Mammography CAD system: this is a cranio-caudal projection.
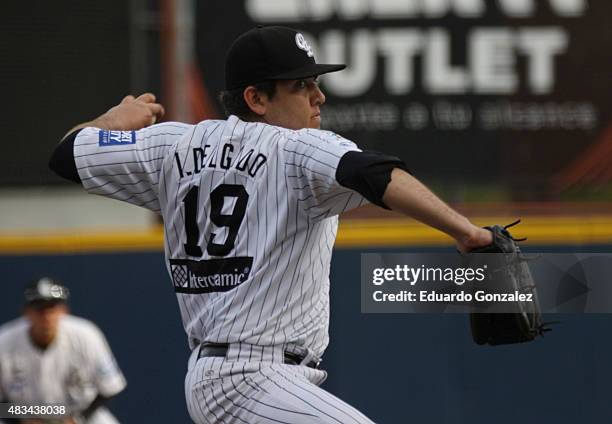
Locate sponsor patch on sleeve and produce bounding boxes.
[98,130,136,146]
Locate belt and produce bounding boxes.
[198,343,321,369]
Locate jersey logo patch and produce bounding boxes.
[170,257,253,294]
[98,130,136,146]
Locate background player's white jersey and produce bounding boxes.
[0,315,126,424]
[73,116,367,357]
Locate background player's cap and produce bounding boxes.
[225,26,346,90]
[24,277,70,305]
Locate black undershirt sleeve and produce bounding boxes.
[48,129,82,184]
[81,394,115,419]
[336,150,410,210]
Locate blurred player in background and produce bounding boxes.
[0,278,126,424]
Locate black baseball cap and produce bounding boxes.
[24,277,70,306]
[225,26,346,90]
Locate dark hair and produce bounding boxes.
[218,81,277,120]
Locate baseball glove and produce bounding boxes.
[468,220,551,346]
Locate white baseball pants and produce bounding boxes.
[185,344,376,424]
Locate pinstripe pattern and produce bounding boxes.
[74,122,192,213]
[185,346,375,424]
[149,116,367,356]
[73,115,373,423]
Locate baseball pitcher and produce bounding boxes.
[49,26,493,423]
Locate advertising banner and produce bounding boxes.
[196,0,611,200]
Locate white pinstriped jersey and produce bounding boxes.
[0,315,126,424]
[73,115,367,357]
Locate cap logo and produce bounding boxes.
[295,33,314,58]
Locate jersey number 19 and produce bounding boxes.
[182,184,249,257]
